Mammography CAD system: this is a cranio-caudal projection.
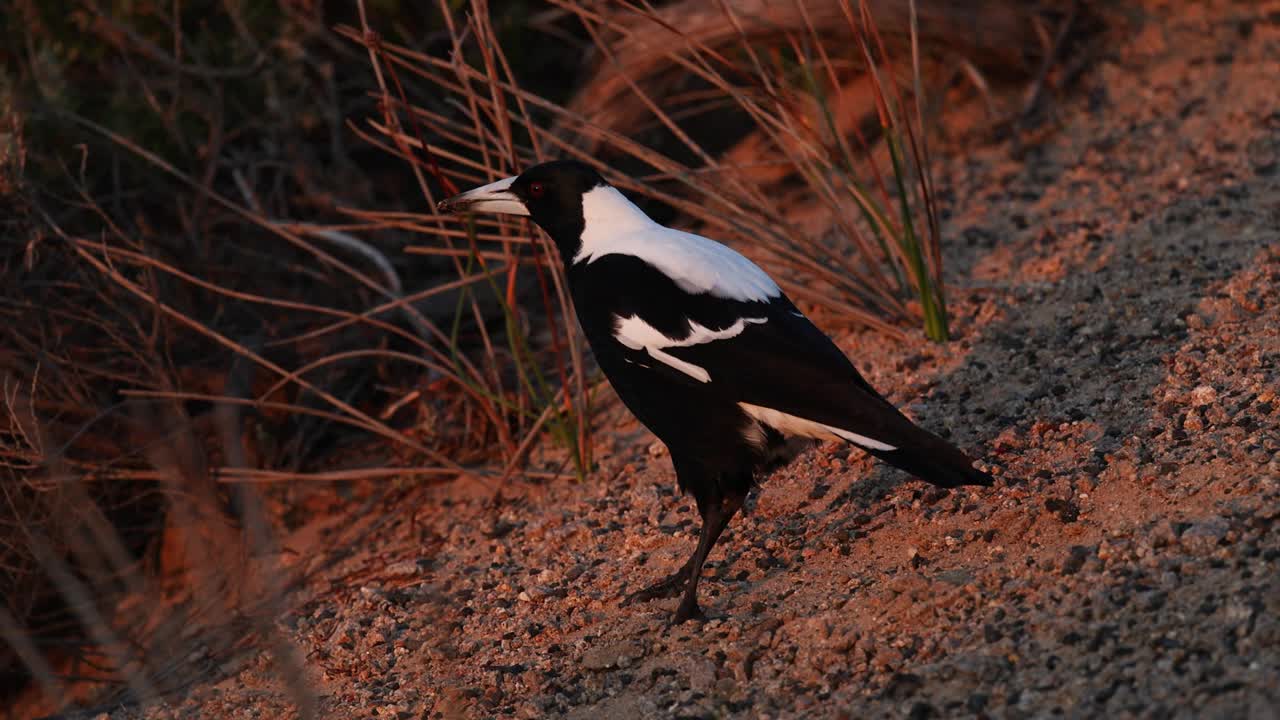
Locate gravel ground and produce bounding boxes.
[87,1,1279,718]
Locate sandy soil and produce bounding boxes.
[93,1,1278,718]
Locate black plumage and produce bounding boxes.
[440,160,993,622]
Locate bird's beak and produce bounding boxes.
[437,176,529,216]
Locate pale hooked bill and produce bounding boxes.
[439,175,529,216]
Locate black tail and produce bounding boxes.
[867,426,993,488]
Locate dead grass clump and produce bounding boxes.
[358,0,1101,343]
[558,0,1102,339]
[0,1,496,713]
[564,0,1069,149]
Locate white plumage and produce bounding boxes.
[737,402,897,451]
[574,186,781,303]
[613,314,767,383]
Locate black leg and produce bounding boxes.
[621,452,705,607]
[672,492,744,624]
[621,554,695,606]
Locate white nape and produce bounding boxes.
[572,185,781,303]
[738,402,897,452]
[613,314,768,383]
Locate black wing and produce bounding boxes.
[570,253,902,445]
[667,296,922,444]
[569,254,990,486]
[672,302,991,486]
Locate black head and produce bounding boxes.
[438,160,607,259]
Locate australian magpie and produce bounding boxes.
[439,160,993,623]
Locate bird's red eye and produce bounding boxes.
[529,182,545,198]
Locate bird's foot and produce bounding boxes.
[621,567,690,606]
[670,597,705,625]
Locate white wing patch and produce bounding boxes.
[573,185,781,303]
[738,402,897,452]
[613,314,767,383]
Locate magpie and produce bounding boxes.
[439,160,993,623]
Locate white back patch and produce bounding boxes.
[613,314,767,383]
[738,402,897,451]
[573,185,781,303]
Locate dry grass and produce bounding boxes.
[558,0,1093,340]
[1,2,506,715]
[363,0,1093,339]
